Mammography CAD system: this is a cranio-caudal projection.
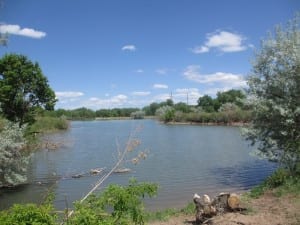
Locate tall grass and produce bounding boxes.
[28,116,69,134]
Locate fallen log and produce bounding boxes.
[193,192,241,224]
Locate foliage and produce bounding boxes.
[155,105,175,123]
[0,200,57,225]
[0,54,56,125]
[216,89,246,108]
[243,14,300,173]
[197,90,246,113]
[0,120,29,187]
[130,110,145,119]
[68,179,158,225]
[246,168,300,199]
[265,168,289,188]
[27,116,69,134]
[197,95,216,112]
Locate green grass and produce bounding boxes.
[145,202,195,222]
[245,168,300,199]
[27,116,69,134]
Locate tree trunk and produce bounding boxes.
[194,192,240,224]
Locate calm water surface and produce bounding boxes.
[0,120,276,210]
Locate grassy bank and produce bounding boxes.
[146,168,300,224]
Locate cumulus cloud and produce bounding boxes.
[174,88,202,105]
[191,30,247,54]
[183,65,247,87]
[131,91,151,96]
[121,44,136,51]
[0,24,46,39]
[153,84,168,89]
[83,94,128,109]
[55,91,84,98]
[152,93,172,102]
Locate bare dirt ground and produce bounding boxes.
[149,191,300,225]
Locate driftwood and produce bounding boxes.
[193,192,242,224]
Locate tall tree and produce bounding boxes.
[197,95,215,112]
[244,14,300,173]
[0,54,56,125]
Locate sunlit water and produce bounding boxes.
[0,120,276,211]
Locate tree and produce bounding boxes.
[0,54,56,125]
[244,14,300,173]
[197,95,215,112]
[216,89,245,109]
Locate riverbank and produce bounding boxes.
[165,121,248,127]
[148,190,300,225]
[147,174,300,225]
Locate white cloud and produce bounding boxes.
[174,88,202,105]
[55,91,84,98]
[131,91,151,96]
[135,69,144,73]
[121,44,136,51]
[183,65,247,87]
[152,93,171,102]
[85,94,128,108]
[0,24,46,39]
[192,30,247,54]
[155,68,168,75]
[191,46,209,54]
[153,84,168,89]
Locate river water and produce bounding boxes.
[0,119,276,211]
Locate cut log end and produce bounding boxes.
[227,193,240,210]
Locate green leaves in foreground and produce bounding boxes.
[68,178,158,225]
[0,203,57,225]
[0,179,157,225]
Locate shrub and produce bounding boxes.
[265,168,290,188]
[0,120,29,187]
[0,203,57,225]
[68,179,158,225]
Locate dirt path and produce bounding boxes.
[149,191,300,225]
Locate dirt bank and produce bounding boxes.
[149,190,300,225]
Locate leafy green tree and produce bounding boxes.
[0,54,56,125]
[143,102,160,116]
[197,95,215,112]
[244,14,300,174]
[216,89,245,109]
[174,102,191,113]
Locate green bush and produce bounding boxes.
[0,203,57,225]
[265,168,290,188]
[0,120,29,187]
[68,179,158,225]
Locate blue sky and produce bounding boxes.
[0,0,299,109]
